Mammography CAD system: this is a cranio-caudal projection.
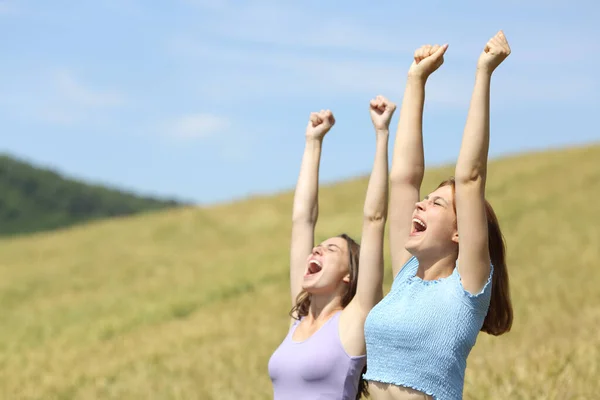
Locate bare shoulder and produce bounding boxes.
[337,302,369,357]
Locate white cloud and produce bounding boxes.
[169,38,481,108]
[171,42,596,111]
[30,70,127,126]
[54,70,124,108]
[168,113,231,139]
[159,112,249,161]
[172,0,598,110]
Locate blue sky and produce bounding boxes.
[1,0,598,205]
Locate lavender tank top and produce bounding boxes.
[267,311,366,400]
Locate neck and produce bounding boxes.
[306,291,344,321]
[415,251,457,281]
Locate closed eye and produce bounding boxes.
[432,196,448,207]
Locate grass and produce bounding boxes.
[1,144,599,399]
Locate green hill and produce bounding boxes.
[0,144,598,399]
[0,153,184,237]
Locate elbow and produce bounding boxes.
[292,208,318,225]
[390,167,425,187]
[454,167,486,186]
[363,210,387,224]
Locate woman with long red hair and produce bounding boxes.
[364,31,514,400]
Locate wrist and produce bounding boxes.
[375,128,390,137]
[305,136,324,146]
[406,73,427,86]
[475,66,493,79]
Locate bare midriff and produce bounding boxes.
[368,381,433,400]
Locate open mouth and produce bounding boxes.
[305,259,323,276]
[412,217,427,235]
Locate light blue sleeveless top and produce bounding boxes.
[268,311,367,400]
[363,256,493,400]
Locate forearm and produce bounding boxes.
[364,131,390,221]
[351,129,389,313]
[292,138,322,224]
[455,70,492,183]
[390,76,426,185]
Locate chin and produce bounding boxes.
[302,281,334,296]
[301,282,322,293]
[406,239,435,262]
[404,236,422,254]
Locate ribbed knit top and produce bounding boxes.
[363,256,493,400]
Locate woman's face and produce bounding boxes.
[302,237,350,294]
[405,185,459,257]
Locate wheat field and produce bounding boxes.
[1,144,599,399]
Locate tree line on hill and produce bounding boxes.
[0,153,186,237]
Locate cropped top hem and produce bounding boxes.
[365,377,436,398]
[364,255,494,400]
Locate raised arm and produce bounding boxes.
[350,96,396,313]
[455,31,510,294]
[340,96,395,356]
[289,110,335,308]
[389,44,448,278]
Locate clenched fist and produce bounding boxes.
[408,44,448,80]
[306,109,335,140]
[477,30,511,74]
[369,95,396,132]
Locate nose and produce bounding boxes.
[415,200,426,211]
[312,246,323,255]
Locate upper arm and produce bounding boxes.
[340,216,386,356]
[289,220,314,309]
[340,218,385,355]
[389,181,419,278]
[455,177,491,294]
[349,216,386,312]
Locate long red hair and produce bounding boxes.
[438,178,513,335]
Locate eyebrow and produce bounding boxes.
[424,195,449,205]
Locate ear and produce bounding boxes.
[451,229,459,244]
[342,273,351,283]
